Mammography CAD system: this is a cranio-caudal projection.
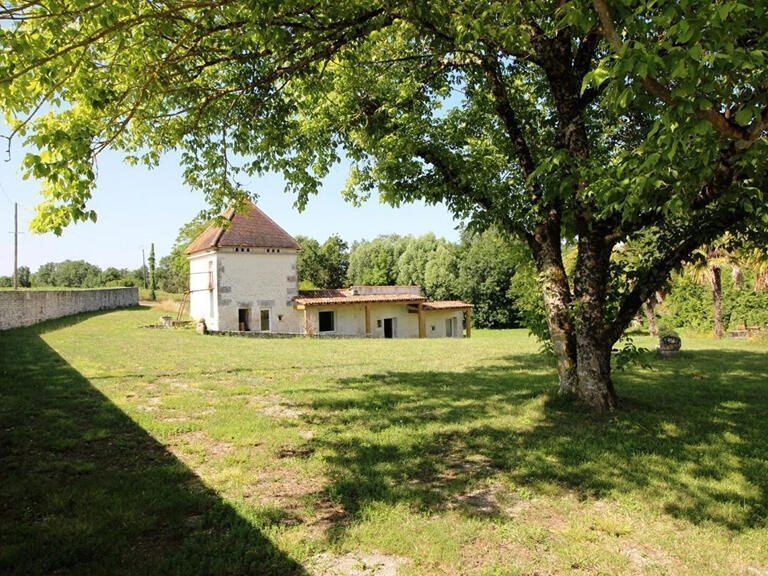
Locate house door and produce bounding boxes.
[238,308,250,331]
[445,317,457,337]
[384,318,394,339]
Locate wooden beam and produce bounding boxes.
[418,303,426,339]
[303,308,309,336]
[364,305,371,335]
[465,308,471,338]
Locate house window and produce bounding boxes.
[318,310,335,332]
[260,309,271,332]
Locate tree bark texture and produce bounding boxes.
[529,220,578,399]
[573,232,619,411]
[710,266,723,339]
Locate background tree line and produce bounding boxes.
[5,218,766,335]
[296,230,523,328]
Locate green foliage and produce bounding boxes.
[164,215,210,293]
[0,266,33,288]
[456,229,524,329]
[423,242,459,301]
[347,235,409,286]
[25,260,141,289]
[4,0,762,240]
[508,258,550,342]
[655,316,680,340]
[664,275,713,332]
[395,234,440,288]
[613,336,648,372]
[30,260,102,288]
[729,289,768,328]
[665,269,768,332]
[296,234,350,289]
[17,265,31,287]
[295,236,323,287]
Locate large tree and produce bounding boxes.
[2,1,767,410]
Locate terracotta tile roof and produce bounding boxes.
[294,289,470,308]
[297,289,347,299]
[295,290,426,307]
[422,300,473,310]
[186,200,301,254]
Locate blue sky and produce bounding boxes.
[0,148,463,276]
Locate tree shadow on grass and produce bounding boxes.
[297,349,767,535]
[0,321,307,575]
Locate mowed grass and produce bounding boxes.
[0,306,766,575]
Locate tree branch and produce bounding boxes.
[591,0,754,144]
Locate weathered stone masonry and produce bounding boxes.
[0,287,138,330]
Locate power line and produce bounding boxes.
[0,180,13,205]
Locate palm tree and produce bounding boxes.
[643,291,664,337]
[687,235,741,339]
[745,247,768,292]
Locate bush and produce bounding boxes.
[656,318,680,339]
[728,288,768,329]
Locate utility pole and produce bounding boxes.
[13,202,18,290]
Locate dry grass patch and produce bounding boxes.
[309,551,409,576]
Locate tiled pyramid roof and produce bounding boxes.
[186,201,301,254]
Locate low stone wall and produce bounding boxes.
[0,287,139,330]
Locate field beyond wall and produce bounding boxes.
[0,306,766,575]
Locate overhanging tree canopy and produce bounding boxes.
[2,0,767,410]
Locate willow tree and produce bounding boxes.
[2,1,767,410]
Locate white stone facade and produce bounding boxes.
[188,248,301,333]
[300,304,464,338]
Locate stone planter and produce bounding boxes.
[657,335,681,357]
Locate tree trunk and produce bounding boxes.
[575,334,618,411]
[529,222,578,398]
[710,266,723,338]
[644,300,658,337]
[543,281,578,398]
[569,228,619,411]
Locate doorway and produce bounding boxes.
[445,317,457,337]
[238,308,250,331]
[384,317,395,339]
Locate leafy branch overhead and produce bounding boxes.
[2,0,767,410]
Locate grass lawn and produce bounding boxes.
[1,306,766,575]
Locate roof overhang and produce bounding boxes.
[294,297,426,309]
